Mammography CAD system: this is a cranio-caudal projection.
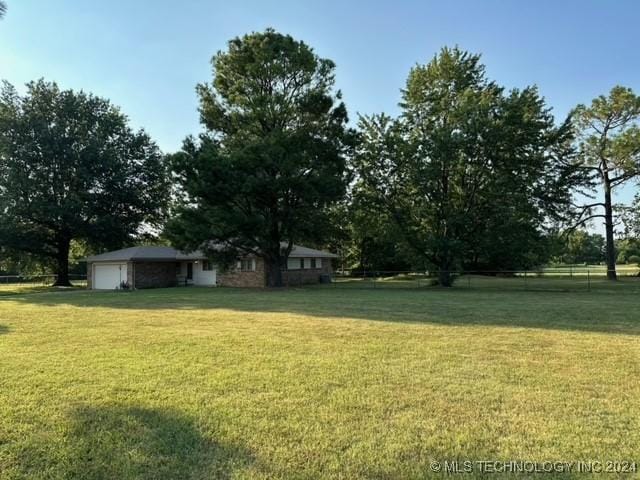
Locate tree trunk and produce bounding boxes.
[53,237,72,287]
[438,269,454,287]
[265,257,284,287]
[603,180,617,281]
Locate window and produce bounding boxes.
[202,260,213,271]
[238,258,255,272]
[300,258,305,270]
[310,258,317,269]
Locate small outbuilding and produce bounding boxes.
[86,245,337,290]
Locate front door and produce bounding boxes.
[187,262,193,280]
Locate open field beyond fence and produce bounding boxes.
[328,265,640,292]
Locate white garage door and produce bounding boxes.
[94,263,127,290]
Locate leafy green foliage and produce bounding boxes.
[616,237,640,264]
[550,230,606,265]
[354,48,578,284]
[620,193,640,239]
[0,80,169,285]
[167,30,353,286]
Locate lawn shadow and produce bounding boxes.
[0,324,9,335]
[3,284,640,336]
[15,405,253,479]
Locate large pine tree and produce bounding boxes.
[167,30,353,287]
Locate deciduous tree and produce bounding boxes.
[354,48,579,285]
[0,80,169,285]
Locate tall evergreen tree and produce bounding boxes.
[0,80,169,285]
[167,30,353,287]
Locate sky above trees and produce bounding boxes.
[1,0,638,207]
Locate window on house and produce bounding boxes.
[239,258,255,272]
[202,260,213,271]
[299,258,305,270]
[310,258,317,269]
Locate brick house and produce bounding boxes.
[86,245,337,289]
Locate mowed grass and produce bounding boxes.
[0,284,639,479]
[0,282,87,297]
[332,273,640,293]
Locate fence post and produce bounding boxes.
[587,269,591,292]
[524,270,527,290]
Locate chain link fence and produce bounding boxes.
[325,267,640,292]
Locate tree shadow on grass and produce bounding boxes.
[16,405,253,480]
[0,324,9,335]
[3,285,640,336]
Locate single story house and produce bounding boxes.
[86,245,337,289]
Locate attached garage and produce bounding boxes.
[93,263,127,290]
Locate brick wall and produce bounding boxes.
[217,257,266,287]
[127,261,134,287]
[133,262,178,289]
[282,258,333,286]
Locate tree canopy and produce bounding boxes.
[0,80,169,285]
[166,29,353,286]
[353,47,579,284]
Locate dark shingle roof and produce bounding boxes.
[86,246,207,262]
[287,244,339,258]
[87,244,338,262]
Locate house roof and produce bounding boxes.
[287,244,339,258]
[86,246,207,263]
[86,244,338,262]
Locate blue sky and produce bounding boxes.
[1,0,639,206]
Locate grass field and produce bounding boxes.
[332,272,640,293]
[1,284,639,479]
[0,280,87,297]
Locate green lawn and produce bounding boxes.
[1,285,639,479]
[0,280,87,297]
[332,273,640,293]
[541,264,640,277]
